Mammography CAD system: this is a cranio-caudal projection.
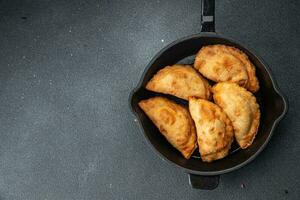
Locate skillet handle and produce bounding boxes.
[201,0,215,32]
[189,174,219,190]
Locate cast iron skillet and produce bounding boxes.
[129,0,287,190]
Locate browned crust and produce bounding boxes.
[146,64,211,100]
[221,45,259,93]
[194,45,248,87]
[138,97,197,159]
[212,82,260,149]
[188,97,234,162]
[201,145,231,162]
[194,45,259,92]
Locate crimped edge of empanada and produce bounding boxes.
[238,97,260,149]
[138,97,197,159]
[194,45,249,88]
[146,64,211,100]
[201,144,232,162]
[212,82,260,149]
[189,97,234,162]
[195,45,259,92]
[218,45,260,93]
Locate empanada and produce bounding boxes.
[223,46,259,92]
[194,45,259,92]
[189,97,234,162]
[212,82,260,149]
[146,65,211,100]
[139,97,197,159]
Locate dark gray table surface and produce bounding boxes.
[0,0,299,199]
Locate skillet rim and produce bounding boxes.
[128,32,288,175]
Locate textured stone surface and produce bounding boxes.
[0,0,299,199]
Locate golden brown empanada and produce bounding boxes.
[194,45,259,92]
[194,45,248,87]
[138,97,197,159]
[222,46,259,92]
[146,65,211,100]
[212,82,260,149]
[189,97,234,162]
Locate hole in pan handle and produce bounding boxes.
[201,0,215,32]
[189,174,220,190]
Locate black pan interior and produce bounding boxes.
[130,34,286,174]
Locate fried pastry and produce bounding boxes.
[138,97,197,159]
[212,82,260,149]
[222,46,259,92]
[146,65,211,100]
[189,97,234,162]
[194,45,259,92]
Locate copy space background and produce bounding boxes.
[0,0,299,199]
